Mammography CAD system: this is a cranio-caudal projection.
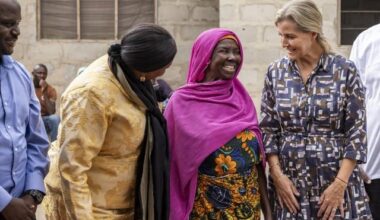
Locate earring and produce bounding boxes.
[139,75,146,82]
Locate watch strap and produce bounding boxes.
[24,190,44,204]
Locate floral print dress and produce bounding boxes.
[190,130,262,220]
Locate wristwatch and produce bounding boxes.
[24,190,44,204]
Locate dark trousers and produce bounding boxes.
[365,178,380,220]
[0,214,5,220]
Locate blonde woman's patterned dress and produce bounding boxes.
[260,53,372,219]
[190,130,262,220]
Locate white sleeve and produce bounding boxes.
[349,36,365,82]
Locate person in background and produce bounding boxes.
[153,78,173,112]
[0,0,49,219]
[260,0,372,219]
[153,79,172,102]
[32,63,60,141]
[165,28,272,220]
[350,23,380,220]
[43,23,176,220]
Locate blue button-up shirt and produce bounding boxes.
[0,55,49,211]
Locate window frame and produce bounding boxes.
[338,0,380,45]
[36,0,157,41]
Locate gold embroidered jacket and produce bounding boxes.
[44,55,146,219]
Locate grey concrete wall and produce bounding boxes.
[219,0,352,107]
[13,0,219,100]
[14,0,111,98]
[157,0,219,88]
[13,0,353,109]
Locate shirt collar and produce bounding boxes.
[0,55,15,69]
[286,53,333,73]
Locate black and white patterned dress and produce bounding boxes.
[260,53,372,219]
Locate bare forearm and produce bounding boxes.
[336,158,356,183]
[267,154,283,179]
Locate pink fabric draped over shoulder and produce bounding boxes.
[164,28,265,219]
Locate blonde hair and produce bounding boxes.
[275,0,331,53]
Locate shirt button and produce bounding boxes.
[7,125,11,129]
[12,171,16,175]
[4,102,7,106]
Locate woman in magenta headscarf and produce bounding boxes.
[164,28,272,219]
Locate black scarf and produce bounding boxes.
[108,44,169,220]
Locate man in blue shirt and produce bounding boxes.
[0,0,49,219]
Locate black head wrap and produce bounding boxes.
[108,43,122,58]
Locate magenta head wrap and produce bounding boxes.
[164,28,264,219]
[186,30,242,83]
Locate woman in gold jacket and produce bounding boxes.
[43,23,176,220]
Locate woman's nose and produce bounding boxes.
[281,37,289,48]
[227,51,238,60]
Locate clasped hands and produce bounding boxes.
[1,195,37,220]
[272,171,346,220]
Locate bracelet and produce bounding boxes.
[335,176,348,185]
[270,170,285,180]
[269,162,281,170]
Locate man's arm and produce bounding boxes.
[349,34,365,79]
[24,84,50,194]
[0,187,12,211]
[41,84,57,115]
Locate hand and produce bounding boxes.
[272,172,300,213]
[1,198,36,220]
[317,179,346,220]
[262,208,273,220]
[358,166,371,184]
[39,79,47,90]
[21,195,37,213]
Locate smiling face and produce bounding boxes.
[203,39,241,82]
[276,19,317,62]
[0,0,21,56]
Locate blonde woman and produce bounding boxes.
[260,0,372,219]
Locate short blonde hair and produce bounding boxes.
[275,0,331,53]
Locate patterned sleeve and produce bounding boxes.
[259,64,282,155]
[343,62,367,163]
[58,86,109,219]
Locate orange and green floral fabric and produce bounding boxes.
[190,130,262,220]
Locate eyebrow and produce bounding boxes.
[216,45,239,49]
